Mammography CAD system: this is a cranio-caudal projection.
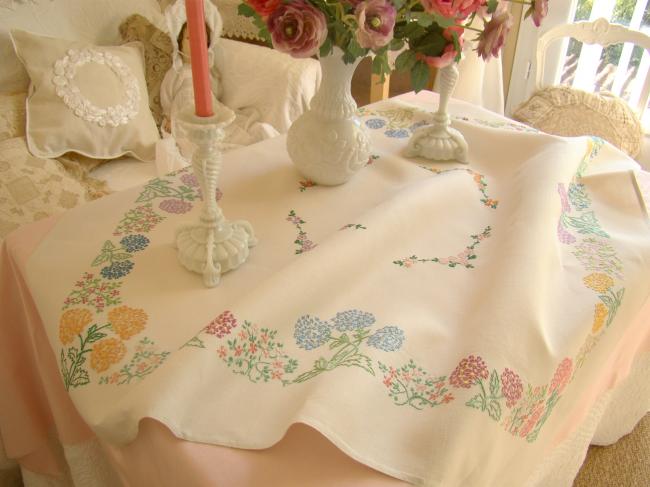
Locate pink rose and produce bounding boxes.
[267,0,328,58]
[476,7,513,61]
[532,0,548,27]
[416,25,464,69]
[421,0,486,19]
[355,0,397,50]
[246,0,281,18]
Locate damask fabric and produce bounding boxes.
[3,93,650,486]
[0,137,91,241]
[12,30,160,162]
[0,92,26,142]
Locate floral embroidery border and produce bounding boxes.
[58,167,198,390]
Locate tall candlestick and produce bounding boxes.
[185,0,214,117]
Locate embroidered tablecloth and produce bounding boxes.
[14,93,650,486]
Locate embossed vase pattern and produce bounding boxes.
[286,49,370,186]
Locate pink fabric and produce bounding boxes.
[1,168,649,485]
[103,420,409,487]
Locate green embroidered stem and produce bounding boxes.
[62,323,111,390]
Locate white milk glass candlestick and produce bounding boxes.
[175,106,256,287]
[406,63,469,163]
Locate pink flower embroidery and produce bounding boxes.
[205,310,238,338]
[218,346,227,359]
[234,345,243,357]
[450,355,489,388]
[519,405,544,438]
[501,368,523,408]
[549,358,573,395]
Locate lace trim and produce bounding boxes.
[52,48,141,128]
[216,0,263,41]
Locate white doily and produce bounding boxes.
[52,48,141,128]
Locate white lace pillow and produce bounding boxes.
[0,93,26,142]
[513,86,643,158]
[11,30,160,162]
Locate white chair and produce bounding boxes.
[514,18,650,159]
[536,17,650,118]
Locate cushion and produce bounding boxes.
[0,137,91,241]
[119,14,173,128]
[0,0,165,94]
[513,86,643,158]
[0,92,26,142]
[11,29,160,162]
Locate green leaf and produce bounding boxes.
[487,0,498,14]
[487,400,502,421]
[319,37,333,57]
[466,394,483,410]
[347,37,367,59]
[340,354,375,375]
[91,253,109,267]
[411,60,430,93]
[237,3,256,17]
[389,38,405,51]
[431,14,457,28]
[86,332,107,344]
[489,369,500,397]
[412,12,434,27]
[112,253,132,261]
[102,240,117,252]
[395,50,417,72]
[70,368,90,388]
[184,336,206,349]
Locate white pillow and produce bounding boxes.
[0,0,164,94]
[12,29,160,162]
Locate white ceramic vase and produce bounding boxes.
[286,48,370,186]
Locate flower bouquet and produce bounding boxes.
[239,0,549,179]
[240,0,549,91]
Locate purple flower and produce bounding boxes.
[267,0,328,58]
[159,199,193,214]
[180,173,199,188]
[355,0,396,50]
[476,7,513,61]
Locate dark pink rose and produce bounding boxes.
[267,0,328,58]
[532,0,548,27]
[355,0,397,50]
[416,25,464,69]
[476,8,513,61]
[421,0,486,19]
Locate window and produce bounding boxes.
[506,0,650,125]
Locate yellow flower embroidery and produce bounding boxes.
[90,338,126,372]
[59,308,93,345]
[108,306,148,340]
[583,273,614,293]
[592,303,608,334]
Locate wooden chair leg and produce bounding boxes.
[369,73,391,103]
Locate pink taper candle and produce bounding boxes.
[185,0,214,117]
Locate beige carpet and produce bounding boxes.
[574,413,650,487]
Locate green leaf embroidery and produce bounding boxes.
[489,369,500,397]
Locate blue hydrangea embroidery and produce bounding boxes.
[294,315,331,350]
[100,260,135,280]
[385,129,410,138]
[331,310,375,331]
[365,118,386,129]
[120,235,150,253]
[368,326,405,352]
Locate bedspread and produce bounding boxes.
[1,92,650,487]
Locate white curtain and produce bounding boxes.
[440,40,505,115]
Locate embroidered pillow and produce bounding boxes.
[513,86,643,158]
[0,137,92,241]
[11,30,160,162]
[0,92,27,142]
